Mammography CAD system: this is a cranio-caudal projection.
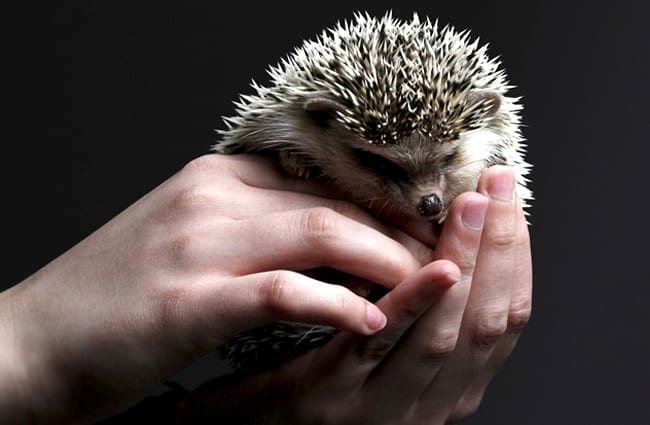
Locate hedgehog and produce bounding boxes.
[213,12,531,372]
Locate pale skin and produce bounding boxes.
[0,154,531,424]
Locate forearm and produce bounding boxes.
[0,277,74,425]
[0,283,39,424]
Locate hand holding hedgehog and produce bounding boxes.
[0,154,531,424]
[0,155,430,423]
[215,12,532,371]
[0,12,532,425]
[175,165,533,425]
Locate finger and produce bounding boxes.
[175,270,388,352]
[213,207,424,288]
[182,155,433,264]
[356,193,488,416]
[227,189,433,263]
[416,166,519,420]
[312,260,461,394]
[229,154,448,247]
[449,195,532,422]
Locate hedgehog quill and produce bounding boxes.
[214,12,532,371]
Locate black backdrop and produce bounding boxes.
[5,1,650,424]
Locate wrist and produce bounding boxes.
[0,284,37,424]
[0,279,68,424]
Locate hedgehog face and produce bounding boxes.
[293,98,502,225]
[346,133,490,223]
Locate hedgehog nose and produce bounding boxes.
[417,193,443,217]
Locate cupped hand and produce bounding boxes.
[0,154,432,424]
[177,166,532,425]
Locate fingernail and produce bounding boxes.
[366,304,387,331]
[487,168,515,201]
[462,196,488,230]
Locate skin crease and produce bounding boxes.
[0,154,531,424]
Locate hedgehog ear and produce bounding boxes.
[466,89,502,118]
[304,97,345,113]
[304,97,345,127]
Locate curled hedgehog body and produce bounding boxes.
[214,12,531,372]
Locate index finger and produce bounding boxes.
[211,153,435,263]
[220,207,424,288]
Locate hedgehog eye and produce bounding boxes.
[442,152,456,164]
[352,148,408,182]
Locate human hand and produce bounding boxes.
[0,154,433,424]
[176,166,532,425]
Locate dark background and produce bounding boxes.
[5,1,650,424]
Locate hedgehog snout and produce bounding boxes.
[417,193,443,217]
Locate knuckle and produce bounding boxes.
[355,338,394,363]
[507,304,532,330]
[398,299,428,324]
[160,229,201,268]
[170,183,218,213]
[449,394,483,423]
[258,271,295,315]
[421,329,458,363]
[469,310,508,349]
[299,207,341,247]
[484,223,518,249]
[181,154,221,175]
[154,284,191,327]
[453,250,478,277]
